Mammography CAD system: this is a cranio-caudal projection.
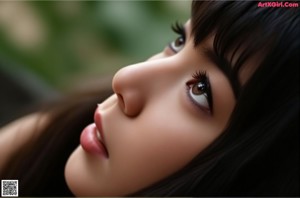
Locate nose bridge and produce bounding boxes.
[112,58,178,117]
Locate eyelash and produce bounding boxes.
[186,71,213,114]
[169,22,186,53]
[170,22,213,114]
[171,22,186,38]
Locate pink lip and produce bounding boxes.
[79,108,108,157]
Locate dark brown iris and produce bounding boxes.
[192,81,207,95]
[174,36,185,47]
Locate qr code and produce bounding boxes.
[1,180,18,197]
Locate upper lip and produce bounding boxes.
[98,94,118,111]
[94,107,108,154]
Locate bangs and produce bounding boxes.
[191,1,299,91]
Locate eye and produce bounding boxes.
[186,71,213,114]
[169,22,186,53]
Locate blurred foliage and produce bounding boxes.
[0,1,190,92]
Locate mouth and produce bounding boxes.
[94,107,109,157]
[80,95,117,157]
[80,123,109,158]
[80,106,109,158]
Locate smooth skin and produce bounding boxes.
[0,19,237,196]
[64,20,237,196]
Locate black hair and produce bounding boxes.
[1,87,113,196]
[1,1,299,196]
[134,1,299,196]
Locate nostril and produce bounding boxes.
[116,92,142,117]
[117,94,125,112]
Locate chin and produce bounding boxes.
[64,147,87,196]
[64,146,108,196]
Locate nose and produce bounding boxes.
[112,57,179,117]
[112,64,147,117]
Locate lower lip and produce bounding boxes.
[80,123,108,157]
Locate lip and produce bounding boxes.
[79,108,108,157]
[94,107,107,149]
[98,94,118,111]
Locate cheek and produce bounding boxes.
[109,105,219,192]
[65,86,225,196]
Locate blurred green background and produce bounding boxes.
[0,1,190,90]
[0,1,190,125]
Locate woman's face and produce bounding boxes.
[65,20,236,196]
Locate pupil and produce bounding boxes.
[198,82,206,91]
[192,81,206,95]
[175,37,184,46]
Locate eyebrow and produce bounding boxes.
[201,46,241,98]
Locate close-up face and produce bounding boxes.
[64,19,238,196]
